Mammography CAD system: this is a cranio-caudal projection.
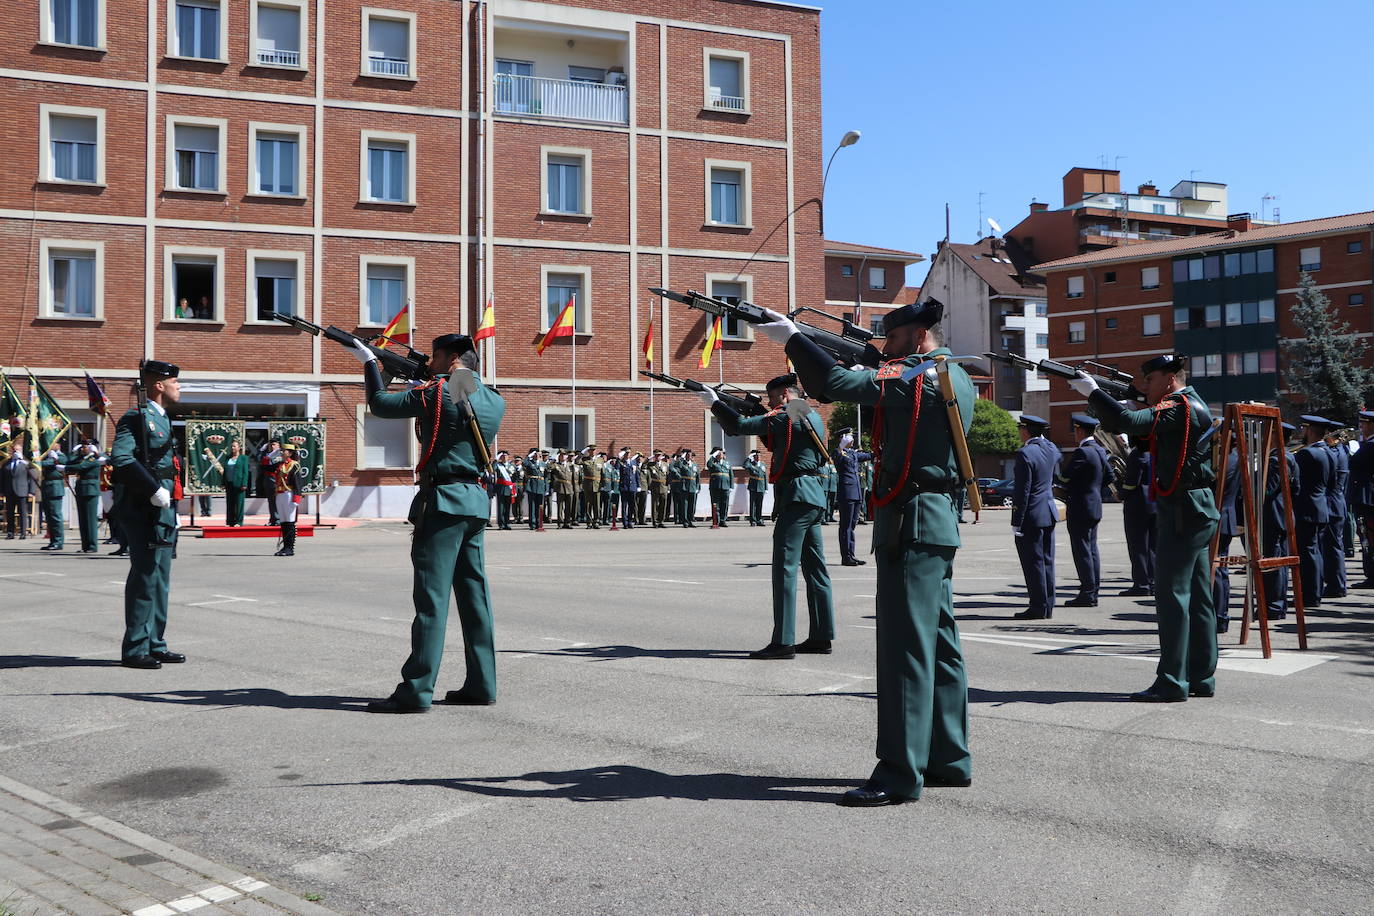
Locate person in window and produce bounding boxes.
[176,298,191,319]
[196,296,212,320]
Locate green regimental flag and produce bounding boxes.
[25,374,71,462]
[269,420,326,494]
[185,418,246,495]
[0,372,24,456]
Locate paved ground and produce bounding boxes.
[2,507,1372,915]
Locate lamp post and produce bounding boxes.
[818,130,861,236]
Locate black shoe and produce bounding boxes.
[121,655,161,669]
[838,783,910,807]
[1129,688,1186,703]
[1216,619,1230,635]
[923,774,972,788]
[748,643,795,660]
[150,650,185,663]
[1188,686,1215,698]
[794,639,832,655]
[842,558,867,566]
[110,548,127,556]
[39,544,54,551]
[1120,586,1152,597]
[1352,581,1374,589]
[1012,609,1048,620]
[366,698,430,714]
[1321,591,1347,600]
[82,547,98,553]
[437,690,495,706]
[1064,596,1097,607]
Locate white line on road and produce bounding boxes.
[627,577,704,585]
[186,595,259,607]
[0,572,65,578]
[960,632,1335,675]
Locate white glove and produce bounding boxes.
[1013,528,1023,538]
[1066,371,1099,397]
[696,387,720,407]
[849,364,866,371]
[840,433,854,448]
[757,308,799,344]
[350,339,378,365]
[150,487,172,509]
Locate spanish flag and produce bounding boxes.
[699,316,723,369]
[474,299,496,342]
[642,318,655,366]
[537,297,576,355]
[378,301,411,348]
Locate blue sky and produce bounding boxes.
[818,0,1374,289]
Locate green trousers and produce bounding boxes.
[44,497,64,547]
[769,501,833,645]
[710,488,730,524]
[225,485,246,526]
[870,543,969,798]
[120,509,177,660]
[76,493,100,550]
[392,512,495,707]
[1151,505,1219,697]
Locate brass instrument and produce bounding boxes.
[1093,429,1129,501]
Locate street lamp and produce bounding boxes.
[818,130,861,235]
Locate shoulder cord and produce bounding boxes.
[413,379,445,474]
[1149,394,1191,498]
[870,368,924,509]
[765,407,792,485]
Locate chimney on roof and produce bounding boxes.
[1138,183,1158,197]
[1227,212,1252,233]
[1029,201,1049,213]
[1063,167,1121,206]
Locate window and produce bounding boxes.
[249,123,304,197]
[706,161,749,226]
[1299,246,1321,271]
[868,266,887,290]
[1151,203,1165,214]
[1141,266,1159,290]
[1034,301,1047,317]
[1188,258,1203,281]
[1104,271,1116,284]
[1204,304,1221,328]
[542,146,590,216]
[1240,250,1256,274]
[43,0,101,48]
[1259,349,1277,373]
[1066,276,1084,299]
[360,131,415,204]
[358,409,413,469]
[42,107,103,184]
[1035,332,1049,348]
[1351,293,1367,307]
[1224,253,1240,277]
[494,58,534,113]
[1190,355,1205,377]
[704,49,748,111]
[167,117,225,193]
[40,240,103,320]
[1205,354,1221,377]
[1173,307,1189,329]
[1225,302,1242,326]
[543,268,590,333]
[1068,321,1085,343]
[840,265,853,277]
[567,65,605,83]
[1258,299,1275,322]
[542,411,591,452]
[708,275,753,341]
[171,0,224,61]
[360,257,412,327]
[1226,352,1241,376]
[1173,260,1188,283]
[165,247,223,322]
[248,251,303,322]
[1349,240,1364,255]
[1105,317,1117,330]
[252,0,303,67]
[363,8,415,79]
[1243,351,1259,374]
[1256,248,1274,272]
[1203,255,1220,280]
[1142,314,1161,337]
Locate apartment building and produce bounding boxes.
[821,239,923,336]
[2,0,824,515]
[1032,210,1374,438]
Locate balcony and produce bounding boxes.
[708,91,746,112]
[494,74,628,124]
[1080,227,1182,247]
[256,48,300,67]
[367,56,410,78]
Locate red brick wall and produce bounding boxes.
[823,255,910,305]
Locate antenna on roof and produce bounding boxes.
[1261,193,1278,222]
[987,217,1003,237]
[1114,155,1127,171]
[977,191,986,238]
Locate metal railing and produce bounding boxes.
[367,56,410,77]
[1080,227,1182,242]
[256,48,300,67]
[494,73,628,124]
[709,93,746,112]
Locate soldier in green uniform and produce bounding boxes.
[666,450,683,525]
[818,462,836,524]
[550,453,574,528]
[858,455,873,524]
[38,445,68,551]
[110,360,185,670]
[352,334,505,713]
[68,440,107,553]
[600,453,619,526]
[772,299,975,807]
[577,446,602,529]
[523,448,547,530]
[648,452,670,527]
[1068,354,1218,702]
[743,449,767,526]
[222,439,252,526]
[706,447,733,526]
[680,450,701,527]
[699,374,834,659]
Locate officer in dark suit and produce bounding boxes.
[1350,410,1374,588]
[1294,415,1334,608]
[832,427,872,566]
[1321,421,1350,598]
[1261,422,1299,620]
[1011,414,1059,620]
[1120,437,1155,595]
[2,447,39,539]
[1057,414,1114,607]
[1210,443,1240,632]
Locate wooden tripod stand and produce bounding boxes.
[1209,403,1308,658]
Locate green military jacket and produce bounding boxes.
[577,455,602,493]
[713,404,827,510]
[797,348,972,548]
[707,456,733,491]
[548,461,571,494]
[222,454,252,488]
[68,452,104,497]
[369,375,505,519]
[819,462,837,494]
[648,460,669,493]
[523,458,548,496]
[111,401,179,539]
[680,460,701,494]
[743,458,768,493]
[600,461,619,492]
[40,451,67,501]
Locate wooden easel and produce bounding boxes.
[1209,403,1308,658]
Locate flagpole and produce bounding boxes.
[647,300,655,455]
[570,295,578,451]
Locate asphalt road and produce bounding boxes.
[2,507,1372,915]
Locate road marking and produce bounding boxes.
[627,577,703,585]
[186,595,258,607]
[538,637,590,648]
[294,798,496,881]
[960,632,1336,676]
[0,571,65,578]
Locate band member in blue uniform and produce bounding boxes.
[1057,414,1114,607]
[1321,420,1350,599]
[1350,410,1374,588]
[1012,414,1059,620]
[1294,415,1334,609]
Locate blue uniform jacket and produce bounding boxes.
[1293,444,1332,524]
[1121,448,1155,515]
[1263,449,1299,537]
[833,447,872,502]
[1325,442,1349,521]
[1057,440,1113,525]
[1216,449,1240,538]
[1349,439,1374,511]
[1013,437,1059,530]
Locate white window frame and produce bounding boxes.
[706,272,754,342]
[39,0,108,50]
[1140,266,1159,290]
[539,145,592,217]
[1299,246,1322,271]
[702,47,750,114]
[245,249,305,325]
[1068,320,1086,343]
[359,129,416,205]
[1142,313,1161,337]
[247,121,307,198]
[167,0,228,63]
[165,114,228,194]
[703,158,752,228]
[1066,276,1084,298]
[360,7,418,81]
[164,245,226,324]
[38,239,105,321]
[355,403,418,470]
[249,0,307,70]
[39,104,106,186]
[538,407,595,452]
[868,266,887,290]
[540,264,592,335]
[358,254,414,329]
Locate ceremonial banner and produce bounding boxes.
[269,420,326,494]
[185,419,246,495]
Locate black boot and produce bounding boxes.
[283,522,295,557]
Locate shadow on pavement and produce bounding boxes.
[306,765,854,803]
[55,688,372,711]
[969,687,1129,704]
[0,655,121,669]
[503,645,752,661]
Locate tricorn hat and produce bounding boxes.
[1140,353,1185,375]
[141,359,180,379]
[431,333,475,356]
[882,297,944,335]
[766,372,798,391]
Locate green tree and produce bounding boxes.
[968,398,1019,457]
[1280,271,1374,423]
[826,401,871,450]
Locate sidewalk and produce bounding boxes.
[0,776,339,916]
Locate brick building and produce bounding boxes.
[1031,210,1374,438]
[821,238,923,336]
[2,0,827,515]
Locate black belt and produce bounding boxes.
[420,472,483,488]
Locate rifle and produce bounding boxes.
[640,370,767,417]
[650,288,885,369]
[984,351,1147,405]
[274,313,431,382]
